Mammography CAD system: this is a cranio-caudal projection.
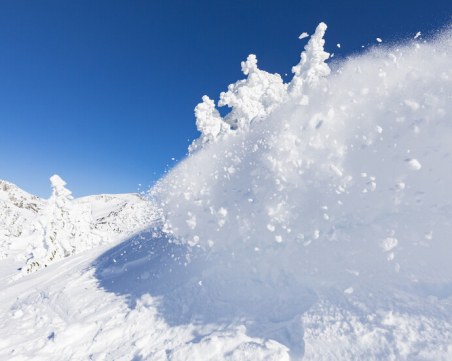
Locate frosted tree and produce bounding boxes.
[189,95,229,152]
[219,54,287,130]
[25,175,94,273]
[289,22,330,96]
[189,23,331,152]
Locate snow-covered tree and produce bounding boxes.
[289,22,330,96]
[25,175,95,273]
[219,54,287,130]
[189,95,229,152]
[189,23,331,152]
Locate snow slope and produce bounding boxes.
[0,180,44,260]
[0,176,154,271]
[1,23,452,360]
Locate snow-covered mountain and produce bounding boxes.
[0,176,156,271]
[1,23,452,360]
[0,180,45,260]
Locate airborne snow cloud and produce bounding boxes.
[155,23,452,286]
[147,23,452,357]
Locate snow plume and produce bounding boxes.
[151,24,452,355]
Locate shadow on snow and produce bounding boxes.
[93,226,317,358]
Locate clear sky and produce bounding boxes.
[0,0,450,198]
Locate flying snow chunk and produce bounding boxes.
[298,32,309,40]
[337,43,341,48]
[404,99,420,111]
[376,38,382,43]
[405,158,422,171]
[414,31,421,39]
[381,237,398,252]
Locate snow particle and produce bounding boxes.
[381,237,398,252]
[218,207,228,217]
[405,158,422,170]
[186,212,197,229]
[396,182,406,190]
[267,224,275,232]
[404,99,420,111]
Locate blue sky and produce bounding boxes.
[0,0,450,198]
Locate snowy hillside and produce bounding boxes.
[0,180,44,258]
[1,23,452,360]
[0,176,155,270]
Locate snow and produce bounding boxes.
[405,158,422,170]
[49,174,72,199]
[1,23,452,360]
[0,176,154,272]
[290,22,330,95]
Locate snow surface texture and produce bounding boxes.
[1,23,452,360]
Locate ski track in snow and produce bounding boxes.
[1,24,452,360]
